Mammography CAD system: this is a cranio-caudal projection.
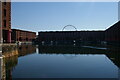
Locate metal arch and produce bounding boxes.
[62,25,77,31]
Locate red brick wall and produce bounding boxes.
[11,29,36,42]
[2,2,11,30]
[2,1,11,43]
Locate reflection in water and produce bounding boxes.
[38,45,106,54]
[4,56,18,80]
[38,45,120,68]
[38,45,120,79]
[1,44,36,80]
[2,45,18,58]
[106,46,120,80]
[1,44,120,79]
[18,45,36,57]
[106,46,120,68]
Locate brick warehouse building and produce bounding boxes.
[38,31,105,45]
[11,29,36,43]
[2,0,11,43]
[1,1,36,43]
[38,20,120,46]
[105,21,120,45]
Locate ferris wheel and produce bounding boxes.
[62,25,77,31]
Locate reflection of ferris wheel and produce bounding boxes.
[63,54,78,59]
[62,25,77,31]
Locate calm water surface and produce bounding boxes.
[3,45,120,79]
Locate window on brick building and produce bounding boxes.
[4,2,6,5]
[4,20,6,27]
[4,9,6,17]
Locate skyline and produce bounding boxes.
[12,2,118,34]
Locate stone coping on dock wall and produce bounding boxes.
[2,43,17,46]
[2,44,18,58]
[2,50,18,58]
[2,43,35,58]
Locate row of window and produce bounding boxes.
[17,38,33,41]
[4,2,6,5]
[3,2,8,28]
[3,20,6,27]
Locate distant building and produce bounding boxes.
[11,29,36,43]
[2,1,11,43]
[38,21,120,45]
[105,21,120,45]
[38,31,105,45]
